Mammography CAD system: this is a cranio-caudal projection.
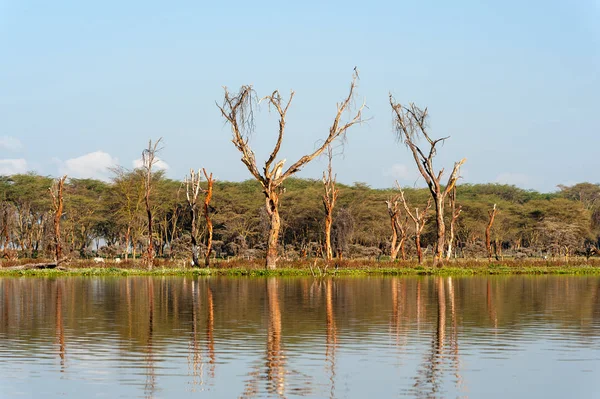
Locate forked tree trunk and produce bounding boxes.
[142,138,162,270]
[265,192,281,270]
[219,70,364,270]
[397,187,431,265]
[386,198,407,261]
[390,98,465,269]
[445,187,462,261]
[415,232,423,264]
[322,146,338,262]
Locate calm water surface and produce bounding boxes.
[1,275,599,398]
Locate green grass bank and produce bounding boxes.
[2,258,600,277]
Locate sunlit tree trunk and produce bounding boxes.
[486,204,498,261]
[202,169,214,268]
[445,187,462,261]
[266,193,281,270]
[322,146,338,262]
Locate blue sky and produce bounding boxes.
[0,0,598,192]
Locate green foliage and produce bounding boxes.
[1,172,598,262]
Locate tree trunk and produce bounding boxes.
[324,213,333,261]
[400,238,406,261]
[146,205,154,270]
[50,176,66,264]
[486,204,497,262]
[203,170,214,268]
[190,205,200,267]
[265,192,281,270]
[124,226,131,261]
[433,197,445,267]
[416,232,423,264]
[390,218,399,261]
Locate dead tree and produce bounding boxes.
[142,138,163,270]
[322,146,339,262]
[202,168,214,267]
[219,71,364,269]
[185,169,202,267]
[49,175,67,264]
[486,204,498,261]
[385,196,408,261]
[445,187,462,261]
[390,97,466,267]
[398,185,432,264]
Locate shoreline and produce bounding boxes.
[2,262,600,277]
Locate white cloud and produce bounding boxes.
[132,157,169,171]
[0,159,28,175]
[58,151,119,180]
[0,136,23,152]
[495,172,530,187]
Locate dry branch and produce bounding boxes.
[390,95,466,267]
[219,70,364,269]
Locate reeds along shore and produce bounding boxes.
[2,258,600,277]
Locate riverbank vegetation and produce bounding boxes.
[2,258,600,277]
[1,175,599,267]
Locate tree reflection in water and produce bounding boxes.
[266,278,286,397]
[1,276,599,398]
[325,278,337,399]
[188,280,216,391]
[144,278,156,398]
[241,278,287,398]
[55,279,65,372]
[412,277,467,398]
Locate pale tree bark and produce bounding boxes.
[397,186,432,264]
[385,196,408,261]
[185,169,202,267]
[142,138,163,270]
[322,146,339,262]
[390,97,466,267]
[49,175,67,264]
[219,70,365,269]
[445,187,462,261]
[202,169,214,268]
[486,204,498,261]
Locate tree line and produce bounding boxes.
[1,173,598,265]
[1,70,598,269]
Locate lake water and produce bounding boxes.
[0,275,599,398]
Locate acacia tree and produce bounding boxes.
[445,187,462,260]
[390,97,466,267]
[398,187,432,264]
[141,138,163,269]
[322,146,339,261]
[49,175,67,263]
[385,195,408,261]
[110,168,146,260]
[219,71,364,269]
[486,204,498,261]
